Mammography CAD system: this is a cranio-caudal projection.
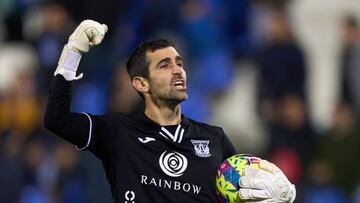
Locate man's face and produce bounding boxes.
[146,46,188,103]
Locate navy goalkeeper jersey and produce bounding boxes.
[44,76,236,203]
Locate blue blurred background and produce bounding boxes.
[1,0,360,202]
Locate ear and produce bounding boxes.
[132,76,149,94]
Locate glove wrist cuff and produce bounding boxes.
[58,44,82,71]
[55,45,83,81]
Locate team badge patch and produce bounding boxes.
[191,140,211,157]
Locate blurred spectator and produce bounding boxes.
[53,143,85,203]
[0,43,38,94]
[0,71,40,134]
[255,8,314,190]
[256,8,306,123]
[340,15,358,105]
[266,94,316,184]
[308,102,360,196]
[20,138,50,203]
[339,15,360,120]
[33,2,74,94]
[0,131,24,203]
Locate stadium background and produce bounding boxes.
[1,0,360,202]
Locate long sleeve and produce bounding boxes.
[43,75,92,148]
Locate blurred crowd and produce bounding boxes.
[0,0,360,202]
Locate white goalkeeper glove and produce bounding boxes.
[55,19,108,81]
[238,160,296,203]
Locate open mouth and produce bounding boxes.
[173,79,186,90]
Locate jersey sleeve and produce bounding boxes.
[86,114,117,158]
[221,128,236,160]
[44,75,116,158]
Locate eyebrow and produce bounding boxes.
[175,55,183,62]
[156,55,183,68]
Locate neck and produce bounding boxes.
[144,99,182,126]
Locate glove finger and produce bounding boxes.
[242,167,273,187]
[243,166,262,177]
[238,188,272,200]
[239,176,253,188]
[102,24,108,33]
[84,22,107,45]
[239,177,260,189]
[259,160,281,174]
[85,27,101,44]
[239,176,272,191]
[91,28,106,45]
[260,160,292,186]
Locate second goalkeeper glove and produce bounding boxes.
[238,160,296,202]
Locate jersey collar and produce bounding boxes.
[130,112,190,134]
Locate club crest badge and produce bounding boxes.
[191,140,211,157]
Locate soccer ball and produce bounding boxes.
[216,154,261,203]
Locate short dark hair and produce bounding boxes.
[126,39,175,80]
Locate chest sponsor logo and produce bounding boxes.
[159,151,188,177]
[191,140,211,157]
[140,175,202,195]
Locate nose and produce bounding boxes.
[172,64,184,75]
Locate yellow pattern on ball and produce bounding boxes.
[216,154,261,203]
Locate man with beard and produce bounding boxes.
[44,20,296,203]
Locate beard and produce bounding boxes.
[148,80,188,105]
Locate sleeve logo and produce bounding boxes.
[159,151,188,177]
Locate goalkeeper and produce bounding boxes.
[44,20,296,203]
